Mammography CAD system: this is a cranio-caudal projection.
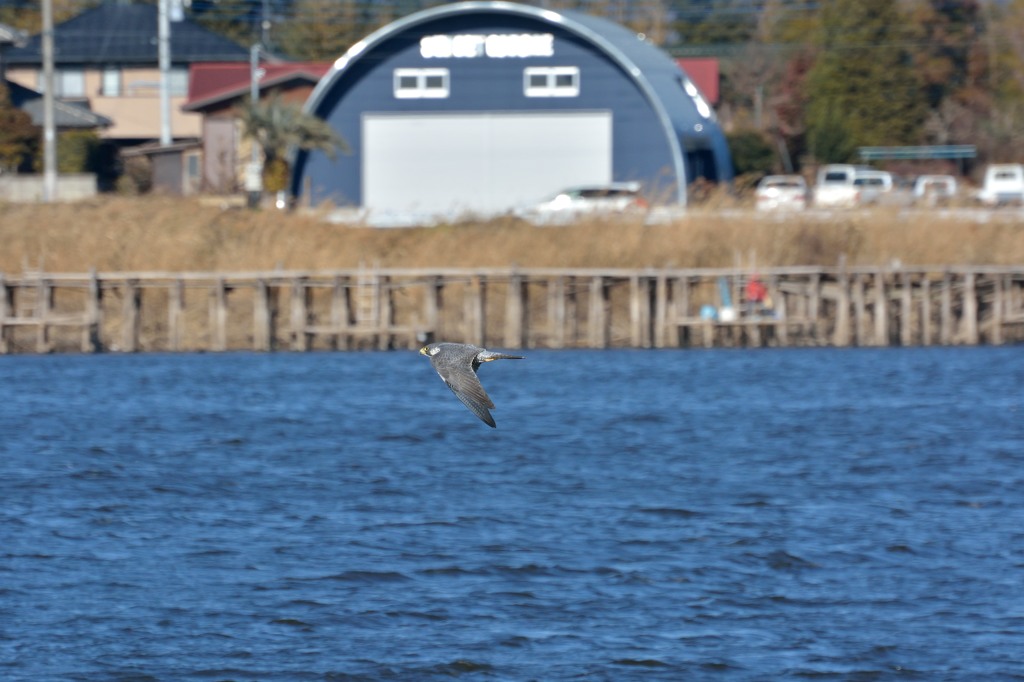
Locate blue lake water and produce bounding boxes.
[2,346,1023,680]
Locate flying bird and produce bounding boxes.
[419,342,524,428]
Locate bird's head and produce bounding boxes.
[420,344,439,357]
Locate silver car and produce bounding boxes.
[518,182,649,224]
[755,174,808,211]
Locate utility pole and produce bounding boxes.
[158,0,172,146]
[41,0,57,202]
[261,0,271,47]
[246,43,264,208]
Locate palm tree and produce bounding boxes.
[238,93,347,205]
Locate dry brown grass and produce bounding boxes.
[2,196,1023,274]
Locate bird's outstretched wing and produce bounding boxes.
[434,361,497,428]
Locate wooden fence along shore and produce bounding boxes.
[1,264,1023,354]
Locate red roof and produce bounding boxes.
[676,58,719,105]
[185,61,332,111]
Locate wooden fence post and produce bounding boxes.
[852,273,866,346]
[834,262,851,347]
[900,270,913,346]
[331,276,351,350]
[119,279,140,352]
[629,275,642,348]
[566,276,579,346]
[588,276,607,349]
[654,275,669,348]
[547,275,565,349]
[209,278,228,352]
[168,279,185,351]
[504,272,526,349]
[940,271,953,345]
[991,274,1004,345]
[378,275,394,350]
[464,275,486,347]
[290,277,309,351]
[961,271,978,345]
[82,269,102,353]
[421,275,440,345]
[920,276,932,346]
[807,272,821,343]
[254,278,272,352]
[0,274,9,354]
[35,278,52,353]
[873,270,888,346]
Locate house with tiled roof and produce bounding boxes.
[2,20,110,131]
[4,2,249,143]
[6,79,113,130]
[183,61,330,193]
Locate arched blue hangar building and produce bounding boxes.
[291,1,733,216]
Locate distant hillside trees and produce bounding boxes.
[691,0,1024,170]
[984,0,1024,161]
[804,0,926,162]
[275,0,376,60]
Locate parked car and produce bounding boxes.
[814,165,898,208]
[813,164,859,208]
[913,174,957,206]
[852,169,894,205]
[754,174,808,211]
[976,164,1024,206]
[516,182,648,224]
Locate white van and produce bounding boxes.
[813,164,858,208]
[814,165,894,208]
[976,164,1024,206]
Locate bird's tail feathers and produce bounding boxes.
[479,351,524,362]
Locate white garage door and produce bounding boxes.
[362,111,612,217]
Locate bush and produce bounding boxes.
[116,156,153,195]
[57,130,101,174]
[727,129,777,177]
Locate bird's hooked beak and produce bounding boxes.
[419,346,429,356]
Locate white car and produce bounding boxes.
[913,175,957,206]
[813,164,858,208]
[755,174,808,211]
[517,182,649,224]
[976,164,1024,206]
[852,169,894,205]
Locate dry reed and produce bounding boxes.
[1,196,1023,275]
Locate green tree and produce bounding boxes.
[57,130,101,173]
[804,0,927,163]
[982,0,1024,160]
[238,93,347,196]
[727,129,776,178]
[673,0,759,47]
[770,49,815,170]
[896,0,992,156]
[276,0,363,60]
[0,83,38,173]
[905,0,985,109]
[192,0,257,48]
[0,0,95,32]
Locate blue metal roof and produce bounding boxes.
[6,3,249,65]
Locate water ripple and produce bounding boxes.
[1,348,1023,679]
